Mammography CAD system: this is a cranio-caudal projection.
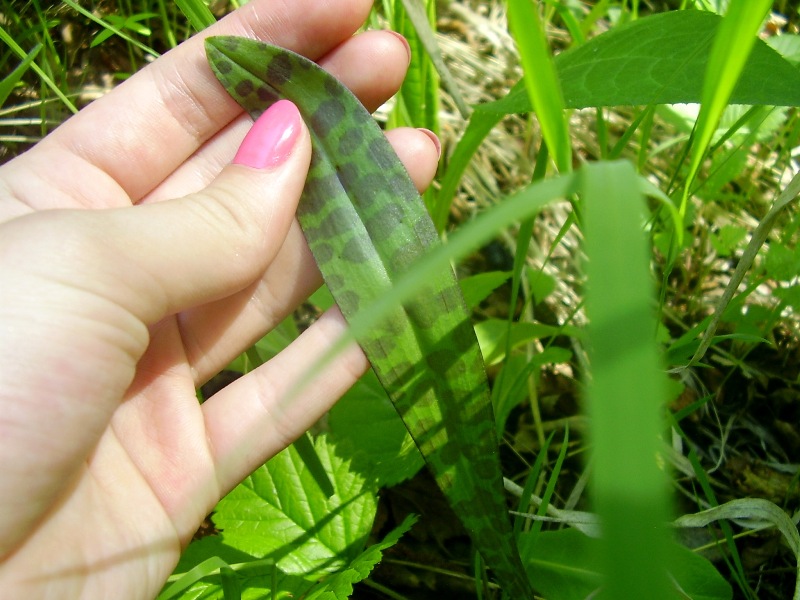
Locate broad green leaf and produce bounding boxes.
[304,515,417,600]
[674,498,800,600]
[765,241,800,281]
[212,435,377,579]
[527,268,556,305]
[481,10,800,113]
[520,528,732,600]
[767,33,800,66]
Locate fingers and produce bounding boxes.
[142,30,412,204]
[199,306,370,498]
[7,4,408,211]
[3,102,312,341]
[179,126,442,384]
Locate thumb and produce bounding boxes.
[94,99,312,325]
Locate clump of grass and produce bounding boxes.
[4,1,800,598]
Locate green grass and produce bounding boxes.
[4,1,800,598]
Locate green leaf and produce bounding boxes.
[527,268,557,305]
[328,371,425,488]
[90,13,157,48]
[520,528,732,600]
[475,318,580,365]
[206,36,534,597]
[482,10,800,112]
[459,271,511,309]
[212,435,377,579]
[765,241,800,281]
[304,515,417,600]
[674,498,800,600]
[710,225,747,257]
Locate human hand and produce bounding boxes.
[0,1,440,598]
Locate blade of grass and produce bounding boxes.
[433,109,502,231]
[398,0,469,119]
[679,0,773,228]
[174,0,216,32]
[582,160,672,600]
[506,0,571,172]
[0,26,76,114]
[0,42,41,107]
[514,430,555,535]
[60,0,160,59]
[688,170,800,366]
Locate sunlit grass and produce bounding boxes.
[3,1,800,598]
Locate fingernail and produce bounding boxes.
[233,99,302,169]
[387,30,411,66]
[418,128,442,159]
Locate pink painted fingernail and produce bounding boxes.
[418,128,442,159]
[233,100,302,169]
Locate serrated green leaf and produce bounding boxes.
[212,436,377,580]
[766,241,800,281]
[459,271,511,309]
[304,515,418,600]
[710,225,747,256]
[328,371,424,488]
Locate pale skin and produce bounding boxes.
[0,0,439,598]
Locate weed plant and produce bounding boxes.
[3,1,800,599]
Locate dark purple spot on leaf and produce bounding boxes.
[337,290,360,312]
[216,60,232,75]
[337,128,364,156]
[311,99,346,138]
[256,85,279,104]
[368,137,398,169]
[235,79,254,98]
[324,75,345,97]
[341,237,368,263]
[365,203,402,240]
[336,162,361,192]
[267,54,293,86]
[312,242,334,264]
